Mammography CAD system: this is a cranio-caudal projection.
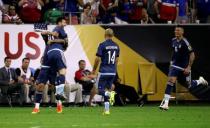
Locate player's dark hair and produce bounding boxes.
[56,17,65,24]
[78,60,85,65]
[22,57,30,62]
[4,56,11,62]
[175,25,184,29]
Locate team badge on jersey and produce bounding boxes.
[188,45,192,51]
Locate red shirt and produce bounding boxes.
[75,69,92,81]
[157,0,178,21]
[19,0,41,23]
[101,0,113,9]
[75,69,84,80]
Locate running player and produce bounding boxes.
[159,26,208,110]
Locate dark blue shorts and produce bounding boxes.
[46,49,67,71]
[36,49,66,85]
[168,67,191,84]
[96,74,115,91]
[168,67,183,77]
[36,68,57,85]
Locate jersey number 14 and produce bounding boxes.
[108,51,116,64]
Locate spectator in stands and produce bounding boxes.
[0,0,3,23]
[0,57,25,103]
[145,0,158,23]
[43,8,63,24]
[177,0,189,23]
[3,5,22,24]
[2,0,18,7]
[80,3,96,24]
[140,8,154,24]
[99,0,119,23]
[83,0,100,18]
[75,60,97,106]
[18,0,44,23]
[64,0,84,24]
[16,58,35,103]
[42,0,64,24]
[154,0,179,23]
[196,0,210,23]
[118,0,132,22]
[44,0,64,10]
[129,0,145,23]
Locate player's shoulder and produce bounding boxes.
[98,42,105,47]
[182,37,191,46]
[172,37,176,41]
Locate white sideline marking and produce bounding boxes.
[30,126,40,128]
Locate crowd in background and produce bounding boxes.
[0,0,210,24]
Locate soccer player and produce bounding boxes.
[92,28,120,115]
[159,26,208,110]
[32,17,68,114]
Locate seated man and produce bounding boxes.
[75,60,97,106]
[16,57,35,103]
[113,73,145,106]
[0,57,25,104]
[65,81,83,105]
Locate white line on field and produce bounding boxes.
[30,126,40,128]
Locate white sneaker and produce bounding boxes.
[199,76,208,85]
[159,100,169,110]
[159,103,169,110]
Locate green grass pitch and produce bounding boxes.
[0,106,209,128]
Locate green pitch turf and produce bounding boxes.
[0,106,209,128]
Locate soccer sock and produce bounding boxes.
[35,91,42,109]
[35,91,42,103]
[163,94,170,104]
[163,82,174,103]
[104,102,110,112]
[104,91,110,112]
[165,82,174,95]
[35,103,40,109]
[55,84,65,95]
[55,75,65,95]
[57,100,62,106]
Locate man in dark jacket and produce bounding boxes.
[0,56,25,103]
